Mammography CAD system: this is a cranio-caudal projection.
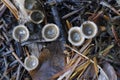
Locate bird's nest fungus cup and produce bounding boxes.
[68,27,85,46]
[29,10,45,24]
[24,55,39,71]
[80,21,98,39]
[12,25,29,42]
[42,23,60,41]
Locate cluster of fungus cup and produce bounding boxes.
[12,25,29,42]
[12,25,39,71]
[24,55,39,71]
[24,0,45,24]
[68,21,98,46]
[42,23,60,41]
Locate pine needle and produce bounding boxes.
[1,0,19,20]
[82,44,94,56]
[70,60,91,79]
[99,44,114,56]
[77,61,90,80]
[93,57,98,78]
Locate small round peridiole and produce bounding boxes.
[24,55,39,71]
[68,27,85,46]
[12,25,29,42]
[29,10,44,24]
[80,21,98,39]
[42,23,60,41]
